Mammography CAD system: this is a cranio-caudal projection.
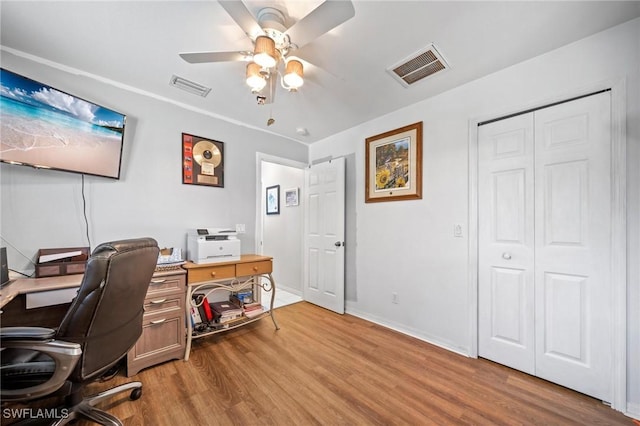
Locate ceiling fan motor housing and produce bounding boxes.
[258,7,291,54]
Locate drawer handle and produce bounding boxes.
[253,266,258,271]
[211,272,217,277]
[150,319,167,325]
[150,279,166,285]
[150,299,167,304]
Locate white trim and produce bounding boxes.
[2,45,307,146]
[345,302,470,357]
[609,79,627,413]
[467,78,627,412]
[626,402,640,420]
[467,120,480,358]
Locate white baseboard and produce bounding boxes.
[275,284,301,296]
[345,302,470,357]
[626,402,640,420]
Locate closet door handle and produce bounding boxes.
[502,252,512,260]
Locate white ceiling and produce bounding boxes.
[1,1,639,144]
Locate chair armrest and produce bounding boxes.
[1,338,82,402]
[0,327,56,341]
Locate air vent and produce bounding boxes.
[387,44,450,88]
[169,75,211,97]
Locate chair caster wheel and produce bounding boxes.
[130,388,142,400]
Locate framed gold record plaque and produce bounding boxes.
[182,133,224,187]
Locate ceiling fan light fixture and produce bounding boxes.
[253,35,277,68]
[246,63,267,92]
[283,59,304,90]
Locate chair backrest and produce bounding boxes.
[56,238,159,382]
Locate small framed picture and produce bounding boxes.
[285,188,299,207]
[266,185,280,215]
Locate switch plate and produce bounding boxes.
[454,224,463,237]
[235,224,246,234]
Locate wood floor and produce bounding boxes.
[18,302,637,425]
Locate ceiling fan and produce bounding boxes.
[179,0,355,105]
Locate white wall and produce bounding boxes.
[310,18,640,415]
[0,51,307,274]
[261,161,304,294]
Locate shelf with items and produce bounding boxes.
[182,255,279,361]
[188,276,275,341]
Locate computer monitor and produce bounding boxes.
[1,247,11,288]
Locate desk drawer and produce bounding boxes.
[188,264,236,283]
[132,312,183,359]
[236,260,272,277]
[147,275,184,296]
[143,295,182,314]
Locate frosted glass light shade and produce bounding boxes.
[284,59,304,89]
[246,63,266,91]
[253,36,277,68]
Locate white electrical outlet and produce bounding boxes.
[454,223,463,237]
[235,224,246,234]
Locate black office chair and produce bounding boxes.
[1,238,160,425]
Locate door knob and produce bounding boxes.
[502,252,512,260]
[335,241,342,247]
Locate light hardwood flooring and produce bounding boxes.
[20,302,639,425]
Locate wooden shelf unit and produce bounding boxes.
[182,255,279,360]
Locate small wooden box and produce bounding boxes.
[35,247,90,278]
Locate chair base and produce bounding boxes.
[52,381,142,426]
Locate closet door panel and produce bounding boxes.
[534,92,611,401]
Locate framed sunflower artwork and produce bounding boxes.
[365,122,423,203]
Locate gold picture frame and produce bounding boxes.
[365,122,422,203]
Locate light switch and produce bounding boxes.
[454,224,463,237]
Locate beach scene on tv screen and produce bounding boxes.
[0,69,124,178]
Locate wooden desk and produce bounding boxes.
[1,270,188,376]
[182,255,280,361]
[0,274,82,309]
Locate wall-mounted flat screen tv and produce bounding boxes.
[0,68,126,179]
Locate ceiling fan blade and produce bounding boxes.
[179,51,251,64]
[298,57,355,96]
[218,0,264,40]
[285,0,355,48]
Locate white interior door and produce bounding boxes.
[303,158,345,314]
[478,92,612,401]
[478,113,536,375]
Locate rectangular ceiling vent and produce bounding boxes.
[170,75,211,97]
[387,43,450,88]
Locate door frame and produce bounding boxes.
[254,152,307,255]
[467,79,627,411]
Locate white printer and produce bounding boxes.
[187,228,241,264]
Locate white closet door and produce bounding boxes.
[478,91,612,402]
[478,113,536,374]
[533,93,611,401]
